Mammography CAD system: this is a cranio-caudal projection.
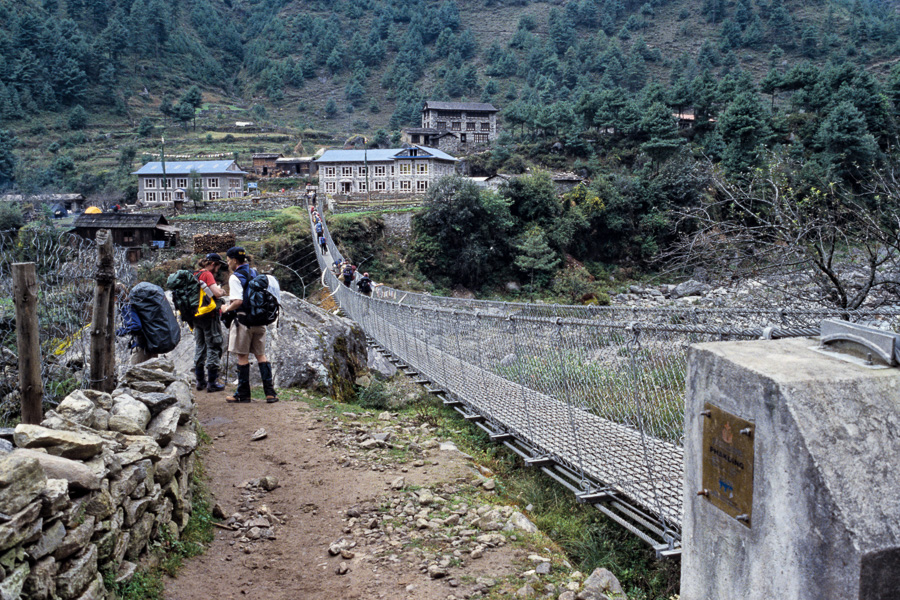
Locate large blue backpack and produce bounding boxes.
[234,265,280,327]
[129,282,181,353]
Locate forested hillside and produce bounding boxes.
[2,0,900,302]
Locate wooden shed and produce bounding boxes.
[251,153,283,176]
[71,213,178,261]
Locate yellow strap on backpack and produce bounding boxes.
[194,282,217,318]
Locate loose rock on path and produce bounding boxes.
[164,385,628,600]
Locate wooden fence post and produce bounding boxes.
[12,262,43,424]
[90,229,116,392]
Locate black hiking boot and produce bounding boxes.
[194,365,207,391]
[206,366,225,393]
[225,364,251,403]
[259,361,279,403]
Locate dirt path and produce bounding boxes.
[164,386,578,600]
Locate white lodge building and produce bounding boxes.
[132,160,247,204]
[315,146,457,197]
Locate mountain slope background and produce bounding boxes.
[2,0,900,298]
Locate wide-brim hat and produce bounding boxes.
[206,253,227,266]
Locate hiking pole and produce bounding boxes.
[223,337,231,388]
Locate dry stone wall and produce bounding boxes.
[0,357,200,599]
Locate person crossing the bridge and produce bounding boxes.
[340,260,356,287]
[356,272,372,296]
[319,234,328,255]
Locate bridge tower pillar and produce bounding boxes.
[682,335,900,600]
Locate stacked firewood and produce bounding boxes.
[193,232,236,254]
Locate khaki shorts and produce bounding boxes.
[228,322,266,356]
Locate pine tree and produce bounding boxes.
[768,45,784,70]
[137,116,154,137]
[0,130,17,187]
[514,226,560,291]
[639,102,682,165]
[623,52,647,92]
[717,92,770,174]
[326,48,343,74]
[175,102,194,129]
[800,25,819,58]
[68,104,87,130]
[759,68,782,111]
[814,101,878,182]
[181,86,203,109]
[159,96,173,125]
[325,98,338,119]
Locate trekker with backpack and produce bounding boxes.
[356,272,372,296]
[122,281,181,364]
[191,253,228,392]
[318,234,328,255]
[221,246,281,404]
[340,260,356,287]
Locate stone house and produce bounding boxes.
[551,172,586,194]
[251,153,282,176]
[402,101,500,154]
[315,146,457,198]
[133,160,247,204]
[401,101,500,155]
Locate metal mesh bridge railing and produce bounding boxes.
[0,228,137,423]
[309,209,900,554]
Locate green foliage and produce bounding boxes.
[513,226,560,290]
[187,170,203,209]
[552,264,595,304]
[355,380,391,410]
[717,91,770,174]
[1,0,899,290]
[137,117,153,139]
[325,98,338,119]
[0,131,16,188]
[68,105,87,130]
[411,176,513,289]
[0,203,24,231]
[814,101,879,183]
[500,172,560,224]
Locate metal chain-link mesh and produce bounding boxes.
[311,210,900,537]
[0,228,136,422]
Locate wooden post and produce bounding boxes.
[12,262,43,424]
[90,229,116,392]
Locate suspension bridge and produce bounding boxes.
[308,208,900,557]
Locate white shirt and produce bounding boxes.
[228,272,245,301]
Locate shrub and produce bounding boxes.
[0,203,24,231]
[355,380,391,410]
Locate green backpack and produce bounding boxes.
[166,270,205,326]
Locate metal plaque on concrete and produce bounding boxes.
[701,403,755,527]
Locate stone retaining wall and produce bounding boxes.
[201,196,303,213]
[0,357,200,599]
[174,220,272,246]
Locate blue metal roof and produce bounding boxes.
[132,160,248,176]
[316,149,400,163]
[316,146,458,163]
